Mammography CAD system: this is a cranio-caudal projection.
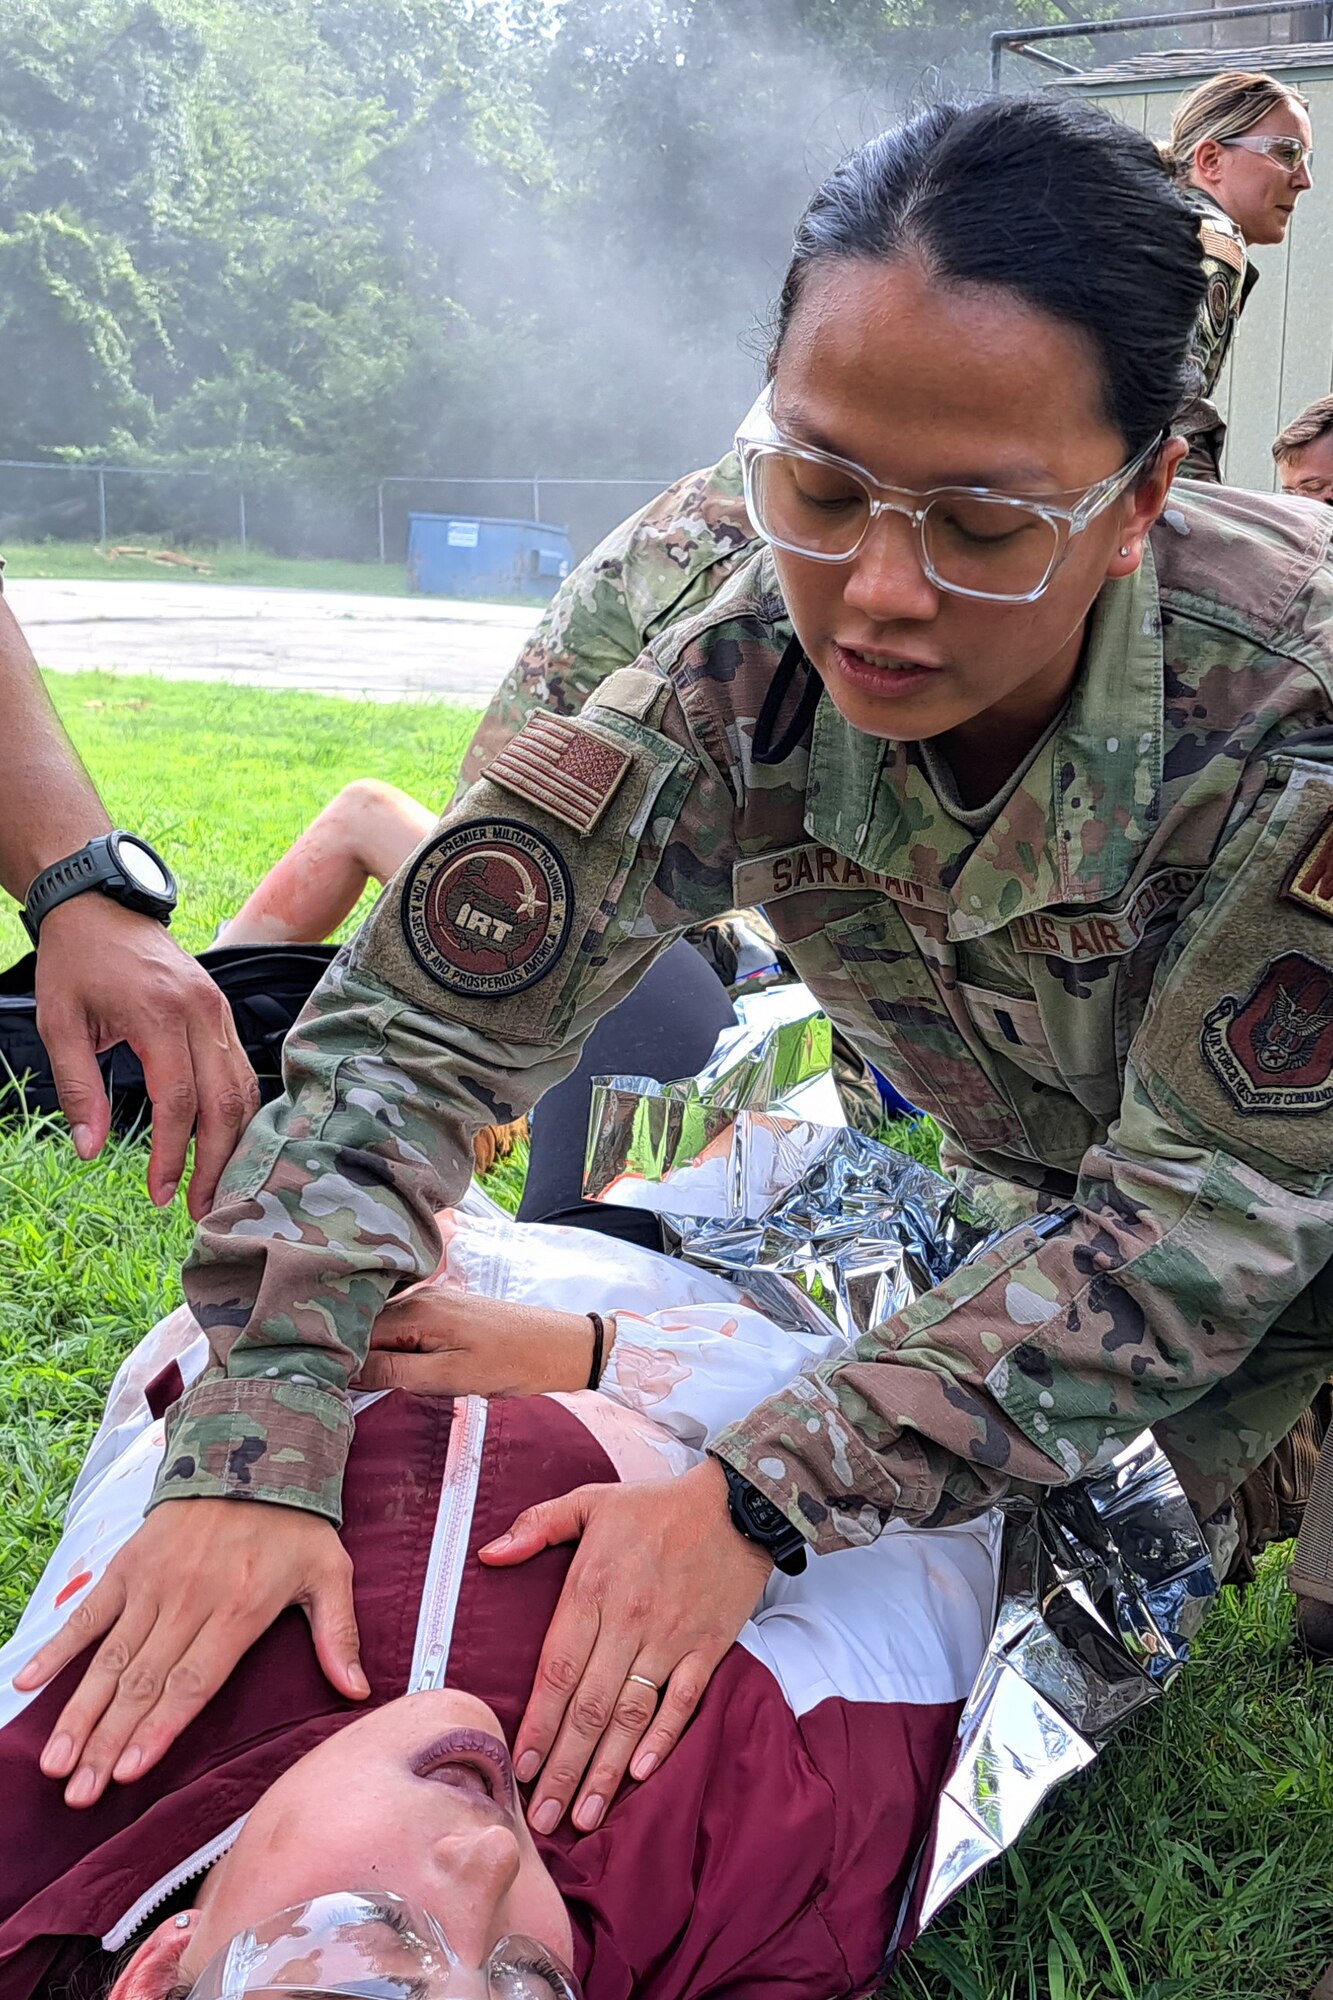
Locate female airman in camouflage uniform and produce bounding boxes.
[1161,70,1314,479]
[23,100,1333,1879]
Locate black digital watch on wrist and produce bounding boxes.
[711,1454,808,1576]
[20,832,178,944]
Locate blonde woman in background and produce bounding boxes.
[1160,70,1314,478]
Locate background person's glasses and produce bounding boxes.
[1219,133,1314,174]
[734,389,1160,605]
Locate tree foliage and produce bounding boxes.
[0,0,1070,534]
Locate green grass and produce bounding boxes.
[480,1133,532,1217]
[3,538,413,594]
[3,537,552,604]
[883,1562,1333,1999]
[0,673,479,967]
[0,1109,198,1639]
[3,673,1332,1993]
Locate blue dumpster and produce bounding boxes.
[407,514,574,600]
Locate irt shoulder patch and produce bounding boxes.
[401,819,572,997]
[487,712,630,834]
[1205,271,1234,339]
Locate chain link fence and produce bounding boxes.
[0,460,678,568]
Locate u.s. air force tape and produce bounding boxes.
[401,819,573,998]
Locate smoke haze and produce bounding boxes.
[0,0,985,553]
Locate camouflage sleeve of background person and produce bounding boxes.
[1174,200,1255,482]
[712,737,1333,1553]
[153,656,750,1521]
[451,454,753,799]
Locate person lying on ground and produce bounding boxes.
[0,1192,995,2000]
[210,777,876,1163]
[213,780,438,951]
[0,592,257,1214]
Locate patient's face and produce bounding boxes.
[171,1690,572,1987]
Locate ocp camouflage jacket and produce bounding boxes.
[165,478,1333,1553]
[1175,189,1258,482]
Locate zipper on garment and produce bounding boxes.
[104,1398,487,1949]
[410,1396,489,1692]
[102,1815,247,1950]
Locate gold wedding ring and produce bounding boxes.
[625,1673,660,1693]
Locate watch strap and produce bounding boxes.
[21,833,176,942]
[21,840,114,943]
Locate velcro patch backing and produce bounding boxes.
[487,713,630,835]
[1134,760,1333,1176]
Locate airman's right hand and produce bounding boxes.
[356,1288,600,1398]
[13,1497,367,1806]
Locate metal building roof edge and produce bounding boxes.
[1053,40,1333,87]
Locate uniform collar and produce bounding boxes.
[803,542,1165,938]
[1186,186,1241,234]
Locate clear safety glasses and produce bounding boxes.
[1219,133,1314,175]
[734,385,1162,604]
[185,1890,582,2000]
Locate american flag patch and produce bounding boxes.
[486,712,631,835]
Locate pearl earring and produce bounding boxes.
[1119,545,1130,557]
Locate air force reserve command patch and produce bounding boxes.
[1201,950,1333,1115]
[402,819,572,997]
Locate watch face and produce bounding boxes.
[746,1491,787,1536]
[116,838,171,896]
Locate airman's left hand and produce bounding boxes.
[479,1457,772,1834]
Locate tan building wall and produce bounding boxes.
[1077,58,1333,491]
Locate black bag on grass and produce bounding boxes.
[0,943,338,1134]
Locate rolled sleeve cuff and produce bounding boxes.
[710,1373,935,1557]
[147,1371,354,1524]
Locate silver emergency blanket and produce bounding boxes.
[583,987,1217,1946]
[584,985,846,1226]
[907,1435,1216,1940]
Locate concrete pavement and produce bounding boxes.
[7,578,542,704]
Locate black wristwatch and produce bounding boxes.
[21,832,178,944]
[712,1454,808,1575]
